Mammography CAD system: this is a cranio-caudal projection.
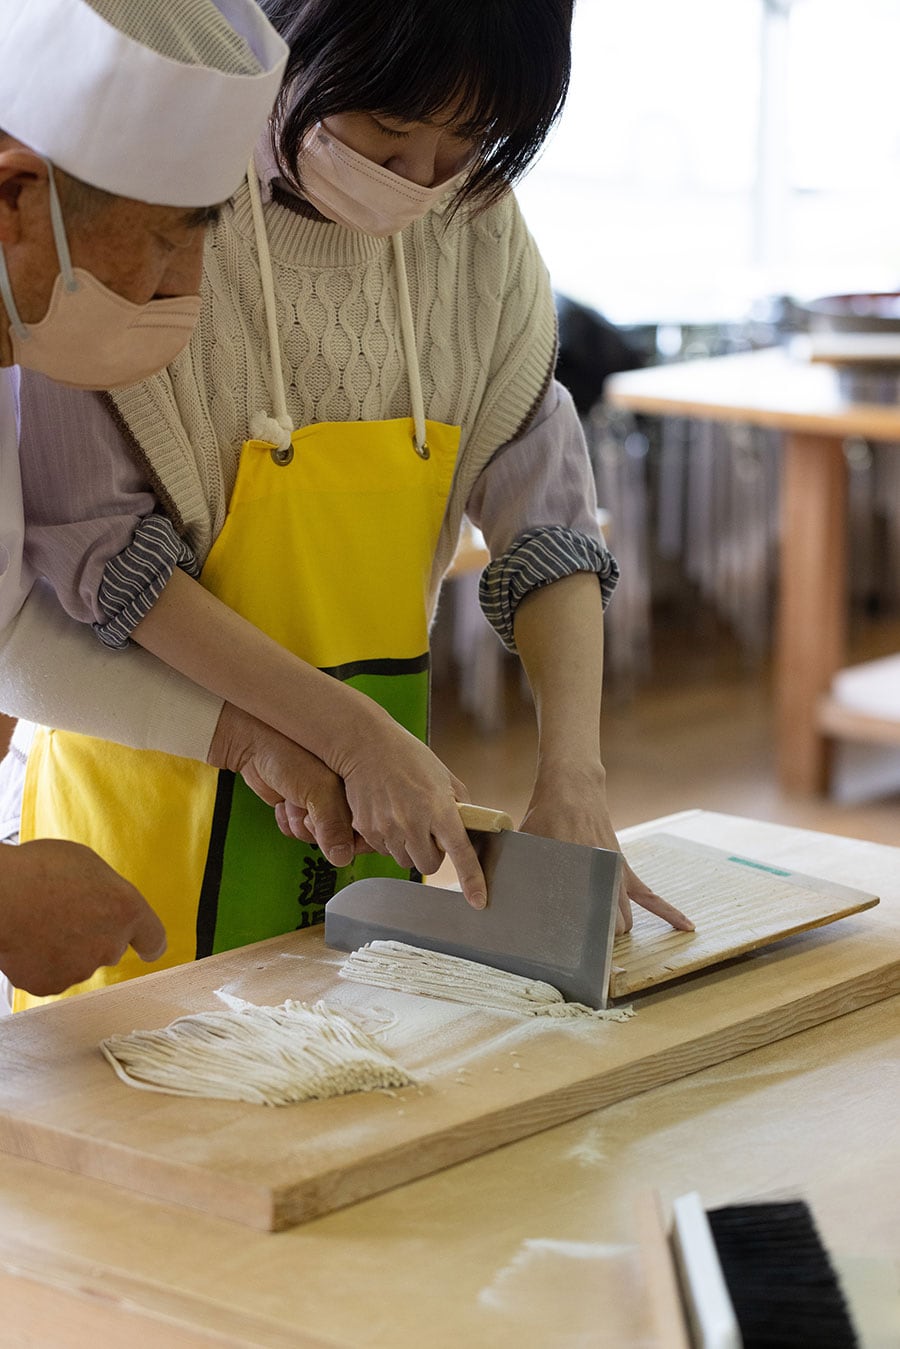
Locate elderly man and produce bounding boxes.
[0,0,354,1001]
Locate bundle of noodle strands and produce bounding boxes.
[100,999,413,1106]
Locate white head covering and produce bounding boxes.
[0,0,288,206]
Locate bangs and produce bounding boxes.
[265,0,573,206]
[359,3,570,142]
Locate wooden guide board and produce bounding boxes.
[0,812,898,1232]
[611,833,879,997]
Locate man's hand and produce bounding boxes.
[208,703,362,868]
[209,705,486,907]
[0,839,166,996]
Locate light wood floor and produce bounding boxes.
[432,608,900,852]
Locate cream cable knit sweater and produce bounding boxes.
[110,182,557,616]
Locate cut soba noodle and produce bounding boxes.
[100,999,414,1105]
[339,942,634,1021]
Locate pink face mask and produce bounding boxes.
[0,164,201,390]
[299,123,469,237]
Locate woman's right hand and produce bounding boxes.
[335,716,487,909]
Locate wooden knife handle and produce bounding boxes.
[457,802,514,833]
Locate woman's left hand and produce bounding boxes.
[510,573,693,935]
[519,764,694,936]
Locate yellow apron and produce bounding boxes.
[16,414,459,1009]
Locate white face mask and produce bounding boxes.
[299,123,469,237]
[0,163,201,390]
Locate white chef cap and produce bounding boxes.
[0,0,288,207]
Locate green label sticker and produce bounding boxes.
[727,855,792,877]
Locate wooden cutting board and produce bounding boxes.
[0,812,898,1233]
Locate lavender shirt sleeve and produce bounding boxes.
[0,377,221,759]
[466,380,619,651]
[17,373,198,646]
[17,375,159,622]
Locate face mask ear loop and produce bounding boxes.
[245,156,295,459]
[0,159,76,341]
[0,245,27,341]
[391,232,429,459]
[44,160,79,294]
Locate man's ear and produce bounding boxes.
[0,147,48,247]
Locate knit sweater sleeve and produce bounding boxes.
[458,192,559,470]
[427,192,560,600]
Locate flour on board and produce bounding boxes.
[339,941,634,1022]
[100,999,414,1105]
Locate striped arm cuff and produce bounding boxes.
[478,526,620,653]
[93,513,201,650]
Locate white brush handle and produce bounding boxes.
[457,803,514,833]
[670,1192,741,1349]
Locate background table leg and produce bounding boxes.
[775,432,847,794]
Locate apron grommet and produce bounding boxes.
[413,438,430,460]
[270,444,294,466]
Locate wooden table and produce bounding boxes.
[0,811,897,1347]
[605,347,900,794]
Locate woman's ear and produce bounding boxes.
[0,147,48,247]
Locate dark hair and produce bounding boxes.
[260,0,573,208]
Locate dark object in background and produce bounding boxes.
[554,292,646,415]
[800,291,900,334]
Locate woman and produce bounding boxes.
[8,0,690,1006]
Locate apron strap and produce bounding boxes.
[391,233,429,460]
[244,156,429,460]
[245,156,294,454]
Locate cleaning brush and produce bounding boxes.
[705,1200,858,1348]
[640,1190,860,1348]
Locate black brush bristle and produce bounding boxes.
[707,1201,858,1348]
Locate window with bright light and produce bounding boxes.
[516,0,900,325]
